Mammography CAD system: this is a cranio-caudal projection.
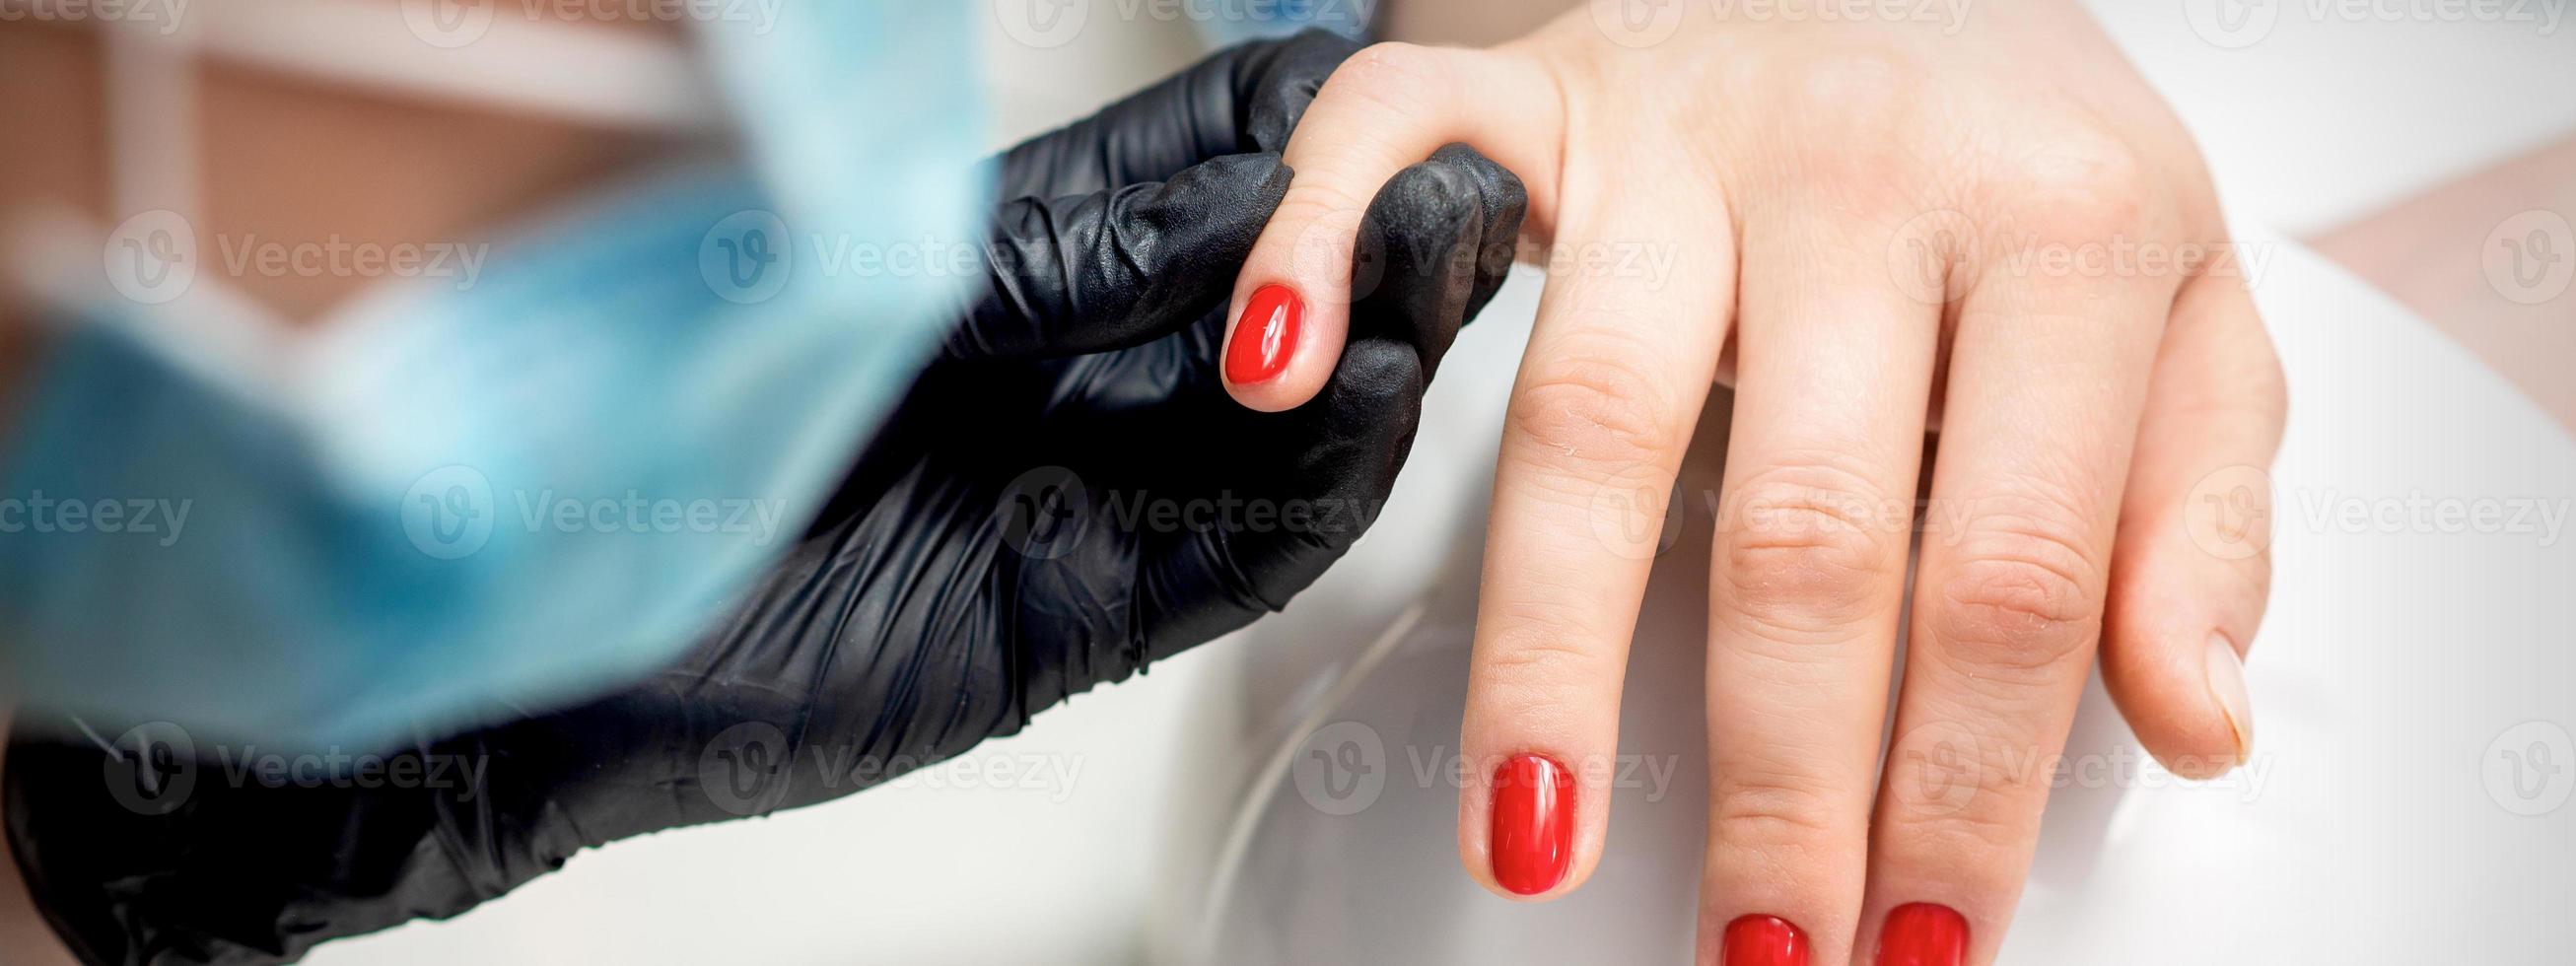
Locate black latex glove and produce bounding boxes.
[4,31,1527,966]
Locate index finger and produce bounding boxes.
[1459,150,1734,898]
[1218,42,1560,410]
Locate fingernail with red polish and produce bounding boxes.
[1877,903,1968,966]
[1490,753,1572,896]
[1722,915,1809,966]
[1225,283,1302,385]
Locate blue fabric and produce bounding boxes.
[0,3,988,748]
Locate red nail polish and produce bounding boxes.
[1489,753,1573,896]
[1877,903,1969,966]
[1225,283,1302,385]
[1722,915,1809,966]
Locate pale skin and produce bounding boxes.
[1223,1,2286,962]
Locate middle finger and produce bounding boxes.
[1698,197,1940,966]
[1863,190,2177,965]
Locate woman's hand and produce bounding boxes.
[1221,3,2285,962]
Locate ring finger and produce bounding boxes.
[1861,203,2177,965]
[1697,198,1940,966]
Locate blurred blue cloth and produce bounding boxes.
[0,4,987,749]
[1193,0,1373,46]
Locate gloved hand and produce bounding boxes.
[3,32,1527,966]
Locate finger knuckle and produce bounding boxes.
[1478,621,1613,716]
[1876,722,2042,879]
[1875,800,2031,886]
[1989,133,2160,242]
[1505,338,1680,476]
[1718,458,1906,637]
[1930,493,2105,672]
[1709,769,1845,854]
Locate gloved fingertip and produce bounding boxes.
[1426,143,1530,317]
[1348,160,1488,371]
[1354,161,1483,284]
[1322,337,1430,412]
[1167,151,1294,211]
[1143,152,1294,276]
